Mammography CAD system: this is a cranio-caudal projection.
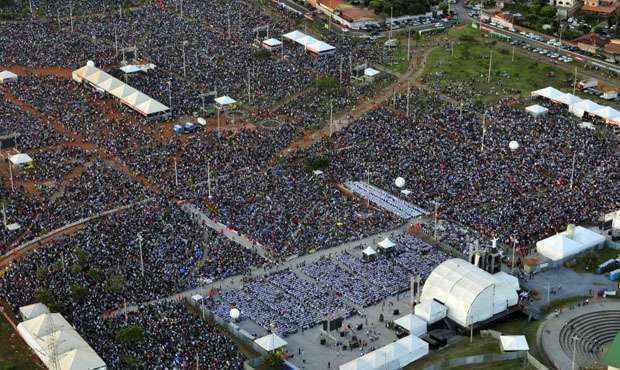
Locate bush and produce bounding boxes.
[305,155,330,172]
[87,268,103,282]
[313,76,339,91]
[70,263,82,275]
[105,274,125,294]
[121,355,141,368]
[70,283,88,301]
[115,325,144,347]
[255,48,271,60]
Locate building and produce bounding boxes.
[550,0,581,18]
[536,224,606,262]
[604,40,620,63]
[582,0,618,16]
[572,33,610,54]
[419,259,519,328]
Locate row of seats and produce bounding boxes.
[558,310,620,367]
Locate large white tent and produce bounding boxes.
[282,30,336,55]
[500,335,529,352]
[72,63,169,118]
[592,106,620,121]
[19,303,50,321]
[569,99,603,118]
[557,93,582,106]
[531,86,564,102]
[0,70,18,83]
[9,153,33,166]
[393,313,427,337]
[340,335,428,370]
[420,259,518,327]
[536,225,606,261]
[414,299,447,324]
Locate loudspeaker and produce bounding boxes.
[357,323,363,330]
[320,338,326,345]
[393,309,399,315]
[340,331,345,337]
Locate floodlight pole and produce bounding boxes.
[167,80,172,115]
[511,237,517,273]
[182,41,187,78]
[481,114,486,152]
[573,67,577,95]
[434,201,439,242]
[70,2,74,32]
[207,161,212,199]
[512,46,515,62]
[487,50,493,83]
[57,8,61,29]
[137,233,144,277]
[8,162,14,192]
[217,108,221,135]
[406,86,410,118]
[339,57,343,83]
[329,100,333,136]
[174,157,179,188]
[114,29,119,57]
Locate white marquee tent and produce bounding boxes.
[420,259,518,327]
[569,99,602,118]
[592,106,620,121]
[525,104,548,117]
[215,96,237,107]
[72,64,169,118]
[340,335,429,370]
[282,30,336,55]
[414,299,447,324]
[19,303,50,321]
[393,314,427,337]
[536,225,606,261]
[557,93,582,106]
[362,246,378,257]
[9,153,33,166]
[377,237,396,251]
[0,70,18,83]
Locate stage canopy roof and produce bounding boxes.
[215,96,237,106]
[339,335,429,370]
[377,237,396,250]
[263,38,283,47]
[19,303,50,321]
[500,335,529,351]
[362,246,377,257]
[73,64,169,116]
[531,86,564,101]
[9,153,33,166]
[414,299,447,324]
[0,70,18,82]
[393,314,427,337]
[557,93,582,106]
[569,99,603,117]
[536,226,605,261]
[283,30,336,54]
[364,68,380,77]
[525,104,548,117]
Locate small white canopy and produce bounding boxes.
[19,303,50,321]
[531,86,564,101]
[500,335,529,351]
[569,99,602,117]
[557,93,582,106]
[283,30,306,42]
[263,38,282,47]
[525,104,548,117]
[579,122,595,130]
[255,333,287,352]
[340,335,428,370]
[307,40,336,54]
[0,70,18,83]
[215,96,237,106]
[362,246,378,257]
[120,65,142,74]
[9,153,33,166]
[191,294,204,302]
[312,170,324,176]
[393,314,427,337]
[401,189,411,196]
[377,237,396,250]
[414,299,447,324]
[364,68,380,77]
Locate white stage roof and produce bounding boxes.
[364,68,380,77]
[500,335,529,351]
[0,70,18,82]
[569,99,603,118]
[393,314,427,337]
[525,104,548,117]
[283,30,336,54]
[557,93,582,106]
[362,246,377,256]
[255,333,287,352]
[420,259,518,327]
[340,335,428,370]
[120,65,142,74]
[73,64,169,116]
[9,153,33,166]
[215,96,237,106]
[593,106,620,120]
[536,226,606,261]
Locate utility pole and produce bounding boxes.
[406,86,410,118]
[407,27,411,60]
[182,41,187,78]
[512,46,515,62]
[329,100,333,136]
[339,57,343,83]
[207,161,212,199]
[174,157,179,188]
[569,151,577,190]
[434,201,439,242]
[573,67,578,95]
[69,2,74,33]
[487,50,493,83]
[481,114,486,152]
[167,80,172,115]
[8,161,14,192]
[512,237,517,273]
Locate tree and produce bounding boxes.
[115,325,144,347]
[105,274,125,294]
[70,284,88,301]
[539,5,556,18]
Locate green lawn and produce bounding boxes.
[565,248,620,274]
[423,26,573,103]
[0,317,43,370]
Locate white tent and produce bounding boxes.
[19,303,50,321]
[9,153,33,166]
[420,259,518,327]
[393,314,427,337]
[17,313,73,338]
[493,271,520,292]
[307,40,336,54]
[191,294,204,302]
[592,106,620,121]
[531,86,564,101]
[340,335,428,370]
[414,299,447,324]
[73,64,169,117]
[254,333,287,352]
[283,30,306,42]
[282,30,336,55]
[569,99,602,118]
[362,246,378,257]
[58,349,107,370]
[525,104,548,117]
[557,93,582,106]
[536,225,606,261]
[377,237,396,251]
[500,335,529,351]
[0,70,18,83]
[262,38,283,48]
[215,96,237,107]
[119,65,142,74]
[364,68,380,77]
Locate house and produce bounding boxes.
[582,0,617,16]
[604,39,620,62]
[550,0,581,18]
[572,33,609,54]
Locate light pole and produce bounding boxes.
[571,335,580,370]
[167,80,172,116]
[137,233,144,277]
[569,151,577,191]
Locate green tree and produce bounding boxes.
[115,325,144,347]
[105,274,125,294]
[539,5,556,18]
[70,284,88,301]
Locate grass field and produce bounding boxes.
[423,26,573,102]
[0,316,43,370]
[566,248,620,274]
